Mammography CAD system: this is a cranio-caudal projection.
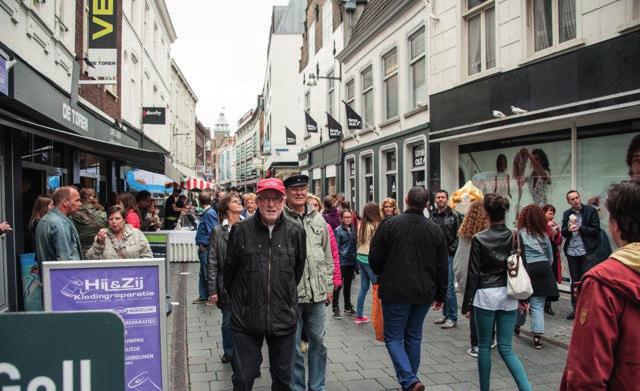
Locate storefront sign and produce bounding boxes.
[0,57,8,95]
[413,144,425,167]
[286,127,297,145]
[63,101,89,131]
[305,111,318,133]
[327,112,343,139]
[343,100,362,129]
[142,107,166,125]
[43,259,167,391]
[88,0,118,78]
[0,312,125,391]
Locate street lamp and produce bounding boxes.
[306,63,342,87]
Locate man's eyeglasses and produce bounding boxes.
[257,196,284,204]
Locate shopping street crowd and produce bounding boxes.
[1,136,639,391]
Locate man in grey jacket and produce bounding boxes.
[284,174,333,391]
[35,186,83,262]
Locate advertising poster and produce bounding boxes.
[44,260,166,391]
[88,0,118,78]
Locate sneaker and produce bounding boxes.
[192,298,208,304]
[441,319,457,329]
[410,381,426,391]
[332,308,342,319]
[491,339,497,349]
[467,346,479,358]
[533,335,543,349]
[354,316,371,324]
[566,310,576,320]
[344,307,357,316]
[301,341,308,353]
[433,317,447,325]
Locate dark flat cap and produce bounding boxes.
[284,174,309,188]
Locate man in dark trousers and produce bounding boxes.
[561,190,600,320]
[429,189,462,329]
[224,178,306,390]
[370,187,447,391]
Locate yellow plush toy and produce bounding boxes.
[448,181,484,215]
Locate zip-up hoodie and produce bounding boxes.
[561,242,640,390]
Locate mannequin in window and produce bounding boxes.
[493,154,511,199]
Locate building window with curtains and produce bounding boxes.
[530,0,576,52]
[327,70,335,117]
[361,66,374,127]
[383,150,397,199]
[363,155,374,202]
[465,0,496,76]
[412,144,426,187]
[409,26,426,108]
[383,48,399,119]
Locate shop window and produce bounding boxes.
[382,48,399,120]
[381,148,397,200]
[361,154,374,205]
[325,176,336,197]
[409,26,426,109]
[464,0,495,76]
[529,0,576,53]
[313,178,322,196]
[411,144,426,187]
[346,158,356,211]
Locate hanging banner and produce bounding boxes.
[88,0,118,78]
[305,111,318,133]
[285,127,297,145]
[142,107,166,124]
[326,113,343,140]
[44,259,167,391]
[342,100,362,129]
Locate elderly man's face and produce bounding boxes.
[257,189,285,225]
[285,185,308,209]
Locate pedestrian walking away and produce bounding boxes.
[461,193,532,391]
[223,178,306,391]
[430,189,463,329]
[561,179,640,390]
[283,174,334,391]
[354,202,382,324]
[561,190,600,319]
[193,190,219,305]
[207,192,244,365]
[369,187,448,391]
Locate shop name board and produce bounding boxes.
[88,0,118,79]
[413,144,425,167]
[142,107,166,125]
[63,102,89,132]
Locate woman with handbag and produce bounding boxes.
[513,205,559,349]
[462,193,532,391]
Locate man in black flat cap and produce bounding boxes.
[283,174,334,391]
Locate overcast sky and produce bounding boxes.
[166,0,288,133]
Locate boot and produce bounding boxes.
[544,302,555,316]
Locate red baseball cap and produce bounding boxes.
[256,178,286,195]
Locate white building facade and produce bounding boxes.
[170,59,198,176]
[235,104,262,192]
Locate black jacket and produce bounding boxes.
[462,223,512,313]
[224,210,306,336]
[561,204,600,255]
[369,208,448,305]
[207,224,231,310]
[430,206,462,255]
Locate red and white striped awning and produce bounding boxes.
[181,177,215,190]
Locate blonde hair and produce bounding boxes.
[458,200,489,237]
[243,193,256,202]
[381,197,401,216]
[306,193,322,212]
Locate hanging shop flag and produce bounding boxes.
[285,127,297,145]
[326,113,343,140]
[88,0,118,78]
[342,101,362,129]
[142,107,166,124]
[305,111,318,133]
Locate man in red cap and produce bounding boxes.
[224,177,306,390]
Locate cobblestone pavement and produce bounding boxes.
[170,262,569,391]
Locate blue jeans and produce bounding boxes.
[516,295,546,334]
[356,260,377,317]
[443,255,458,322]
[197,248,208,300]
[474,307,532,391]
[221,308,234,357]
[381,302,430,390]
[292,302,327,391]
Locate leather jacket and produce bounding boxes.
[207,223,230,310]
[224,210,306,336]
[462,223,513,313]
[430,206,462,256]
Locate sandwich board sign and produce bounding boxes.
[0,311,125,390]
[43,258,167,391]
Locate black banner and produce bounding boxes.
[142,107,166,125]
[343,101,362,129]
[88,0,118,78]
[326,113,343,140]
[305,111,318,133]
[285,127,296,145]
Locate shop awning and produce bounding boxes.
[0,108,166,173]
[181,177,214,191]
